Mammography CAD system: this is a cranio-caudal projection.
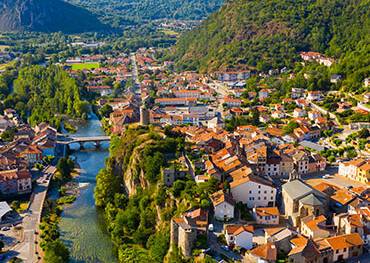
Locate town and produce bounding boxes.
[0,29,369,263]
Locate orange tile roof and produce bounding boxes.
[331,189,356,205]
[250,243,277,261]
[210,190,235,206]
[325,233,363,250]
[290,235,308,247]
[230,174,273,189]
[264,227,285,237]
[302,215,327,231]
[255,207,280,217]
[226,224,254,235]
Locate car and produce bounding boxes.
[1,227,10,231]
[208,224,214,232]
[323,174,332,179]
[222,245,230,251]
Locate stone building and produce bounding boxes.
[282,172,329,226]
[170,208,209,257]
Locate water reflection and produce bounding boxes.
[59,114,117,263]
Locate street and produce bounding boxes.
[6,166,56,263]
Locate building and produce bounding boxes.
[210,190,235,221]
[253,207,280,225]
[170,208,209,257]
[0,169,32,195]
[324,233,363,261]
[225,224,254,249]
[288,237,324,263]
[86,85,112,96]
[230,175,276,208]
[338,159,369,183]
[0,201,14,224]
[248,242,277,263]
[215,71,251,81]
[282,178,329,226]
[300,215,331,239]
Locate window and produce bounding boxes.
[249,190,252,194]
[343,248,347,252]
[271,197,273,200]
[258,185,261,189]
[271,190,274,193]
[264,191,267,194]
[264,197,267,200]
[258,197,260,200]
[258,191,261,194]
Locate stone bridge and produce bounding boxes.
[57,135,110,149]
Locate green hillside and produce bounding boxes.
[67,0,224,27]
[173,0,370,77]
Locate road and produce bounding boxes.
[130,53,141,94]
[309,101,340,125]
[10,166,56,263]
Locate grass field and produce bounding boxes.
[71,62,100,71]
[160,29,179,36]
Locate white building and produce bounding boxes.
[225,224,254,249]
[210,190,235,221]
[253,207,280,225]
[230,175,276,208]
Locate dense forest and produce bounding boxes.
[67,0,223,27]
[94,127,218,262]
[7,65,89,128]
[172,0,370,90]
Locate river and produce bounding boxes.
[59,114,118,263]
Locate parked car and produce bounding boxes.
[1,226,10,231]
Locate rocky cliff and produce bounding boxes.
[0,0,107,33]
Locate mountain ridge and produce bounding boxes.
[0,0,108,33]
[172,0,370,73]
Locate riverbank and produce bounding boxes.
[38,160,80,262]
[58,113,117,262]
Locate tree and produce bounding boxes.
[56,157,74,181]
[44,240,69,263]
[358,128,369,139]
[99,104,113,118]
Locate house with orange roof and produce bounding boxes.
[223,97,243,107]
[230,175,276,208]
[338,158,367,182]
[253,207,280,225]
[333,213,364,238]
[357,161,370,184]
[210,190,235,221]
[288,239,321,263]
[300,215,331,239]
[248,242,277,263]
[224,224,254,249]
[324,233,363,261]
[18,145,43,165]
[265,227,297,253]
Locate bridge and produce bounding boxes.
[57,135,111,149]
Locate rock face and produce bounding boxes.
[0,0,107,33]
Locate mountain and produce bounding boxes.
[0,0,108,33]
[172,0,370,73]
[67,0,224,26]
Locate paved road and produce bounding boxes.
[11,166,55,263]
[309,101,340,125]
